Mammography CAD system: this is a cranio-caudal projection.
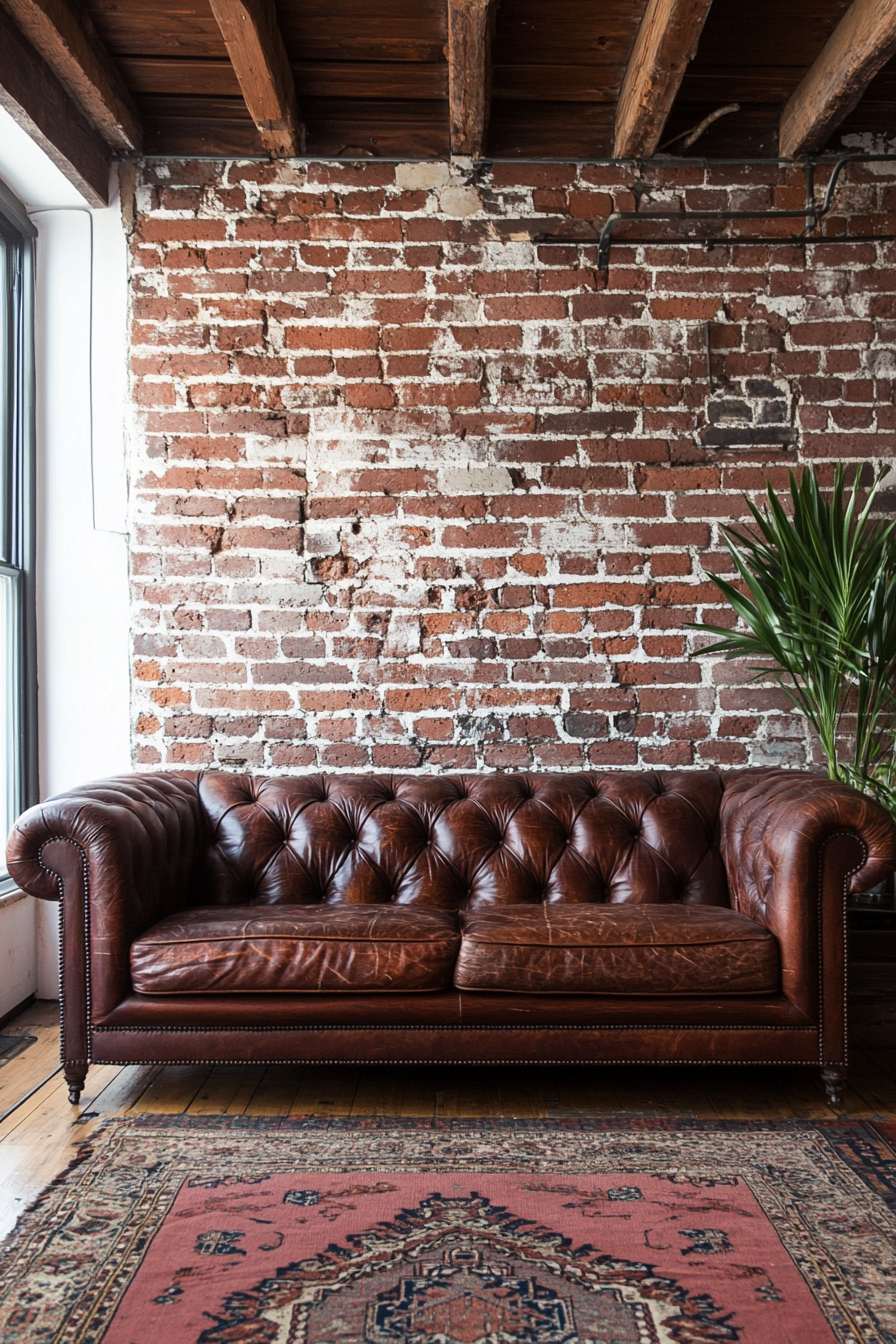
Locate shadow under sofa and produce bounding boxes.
[7,767,896,1107]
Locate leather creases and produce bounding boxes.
[455,904,779,995]
[131,905,461,994]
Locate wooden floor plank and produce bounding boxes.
[130,1065,213,1115]
[244,1066,305,1116]
[548,1066,621,1116]
[497,1070,545,1119]
[351,1069,406,1117]
[224,1067,267,1115]
[397,1069,440,1118]
[188,1066,258,1116]
[0,1071,67,1140]
[863,1047,896,1084]
[842,1048,896,1115]
[290,1066,359,1117]
[88,1064,160,1117]
[0,1029,61,1113]
[436,1072,504,1118]
[5,1000,58,1029]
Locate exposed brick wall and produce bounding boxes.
[128,156,896,774]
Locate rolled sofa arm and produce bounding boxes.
[7,773,207,1033]
[719,769,896,1049]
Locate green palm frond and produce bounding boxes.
[693,465,896,804]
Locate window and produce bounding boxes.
[0,183,36,891]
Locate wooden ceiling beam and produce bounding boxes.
[447,0,495,156]
[207,0,302,157]
[614,0,715,158]
[0,3,110,205]
[0,0,141,151]
[779,0,896,158]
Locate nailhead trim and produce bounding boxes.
[92,1023,815,1034]
[37,836,91,1067]
[90,1056,823,1068]
[817,830,865,1068]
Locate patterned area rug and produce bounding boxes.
[1,1117,895,1344]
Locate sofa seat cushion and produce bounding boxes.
[130,906,461,994]
[454,905,778,996]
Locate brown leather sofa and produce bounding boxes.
[8,768,896,1107]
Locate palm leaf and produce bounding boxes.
[693,465,896,798]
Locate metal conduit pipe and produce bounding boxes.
[536,154,896,270]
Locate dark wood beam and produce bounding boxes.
[779,0,896,158]
[614,0,715,158]
[207,0,302,157]
[447,0,495,156]
[0,3,110,205]
[0,0,141,151]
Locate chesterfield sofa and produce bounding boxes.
[8,767,896,1107]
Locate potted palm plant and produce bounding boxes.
[694,465,896,810]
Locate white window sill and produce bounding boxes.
[0,883,30,907]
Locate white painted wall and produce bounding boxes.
[0,104,131,1009]
[0,892,37,1020]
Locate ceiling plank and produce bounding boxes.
[0,0,142,151]
[447,0,495,155]
[614,0,715,158]
[207,0,302,156]
[779,0,896,157]
[0,3,110,205]
[120,57,450,102]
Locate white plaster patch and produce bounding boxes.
[383,612,422,657]
[438,185,482,218]
[260,554,304,578]
[532,518,607,551]
[395,162,453,192]
[756,293,805,318]
[273,164,308,187]
[232,582,324,606]
[867,349,896,377]
[246,437,307,465]
[438,465,514,495]
[304,523,341,556]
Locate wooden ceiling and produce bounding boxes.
[2,0,896,206]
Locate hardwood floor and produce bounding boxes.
[2,971,895,1240]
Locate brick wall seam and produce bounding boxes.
[126,157,896,774]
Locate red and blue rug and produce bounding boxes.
[1,1116,895,1342]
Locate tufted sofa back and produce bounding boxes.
[197,771,729,909]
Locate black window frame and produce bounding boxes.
[0,180,37,892]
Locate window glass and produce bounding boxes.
[0,237,7,565]
[0,207,34,886]
[0,572,19,856]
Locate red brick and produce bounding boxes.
[789,320,875,346]
[650,297,722,320]
[483,296,567,322]
[343,383,396,409]
[321,744,368,767]
[283,326,378,350]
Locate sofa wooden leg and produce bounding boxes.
[821,1066,846,1107]
[64,1065,87,1106]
